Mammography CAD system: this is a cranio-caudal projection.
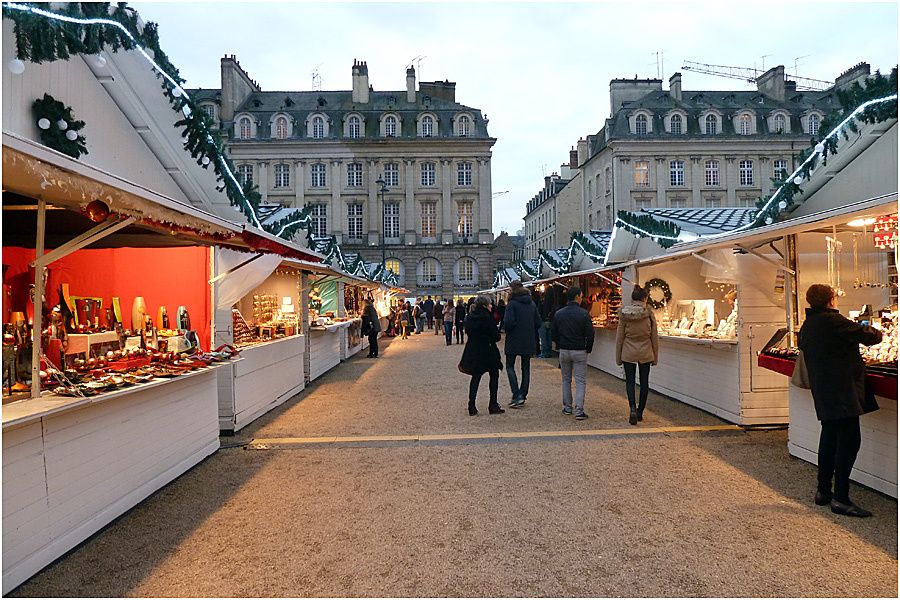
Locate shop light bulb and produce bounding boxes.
[847,218,876,227]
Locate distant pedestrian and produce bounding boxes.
[459,295,504,416]
[495,298,507,332]
[434,298,444,336]
[442,300,455,345]
[615,285,659,425]
[400,301,411,339]
[799,283,882,518]
[362,298,382,358]
[424,296,435,331]
[551,286,595,420]
[538,289,558,358]
[455,298,467,344]
[503,281,541,408]
[413,300,426,334]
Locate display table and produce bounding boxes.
[308,323,345,381]
[217,335,305,432]
[2,367,222,594]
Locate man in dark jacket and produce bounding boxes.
[551,286,595,420]
[799,284,882,517]
[503,280,542,408]
[362,299,382,358]
[423,296,435,331]
[433,298,444,336]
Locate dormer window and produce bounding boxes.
[385,115,398,137]
[808,113,820,136]
[670,114,682,134]
[635,114,648,135]
[347,115,362,139]
[421,115,434,137]
[774,113,786,133]
[739,113,752,135]
[705,114,718,135]
[238,116,252,139]
[274,116,289,140]
[457,115,471,137]
[312,116,325,139]
[201,104,216,121]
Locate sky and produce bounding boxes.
[137,0,899,236]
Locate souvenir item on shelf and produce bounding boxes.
[157,306,169,329]
[111,297,123,324]
[232,308,254,346]
[132,296,147,332]
[59,283,76,333]
[177,306,190,331]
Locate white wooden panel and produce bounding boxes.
[586,328,622,379]
[2,421,51,572]
[231,339,305,432]
[308,330,341,381]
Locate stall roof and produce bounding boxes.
[642,208,757,235]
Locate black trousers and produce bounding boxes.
[817,416,861,503]
[368,332,379,357]
[469,369,499,409]
[456,323,465,343]
[623,362,651,412]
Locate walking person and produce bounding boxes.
[362,298,382,358]
[414,300,426,334]
[434,298,444,336]
[538,290,557,358]
[503,281,541,408]
[458,295,504,416]
[424,296,435,331]
[443,300,455,345]
[455,298,467,344]
[400,301,411,339]
[615,285,659,425]
[495,298,507,333]
[551,286,594,420]
[799,284,882,517]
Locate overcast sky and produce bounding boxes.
[137,0,899,235]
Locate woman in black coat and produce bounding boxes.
[459,295,504,416]
[798,284,882,518]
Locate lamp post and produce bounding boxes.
[375,176,388,272]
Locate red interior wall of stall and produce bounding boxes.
[2,246,211,351]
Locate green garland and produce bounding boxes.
[644,278,672,310]
[616,211,681,249]
[31,93,87,158]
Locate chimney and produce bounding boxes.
[419,80,457,103]
[576,137,588,166]
[784,80,797,94]
[406,66,416,103]
[352,59,370,103]
[835,62,871,90]
[220,54,259,122]
[608,77,662,117]
[756,65,785,102]
[669,72,682,102]
[569,146,578,169]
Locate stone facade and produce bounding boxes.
[523,158,584,259]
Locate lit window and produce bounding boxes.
[384,258,402,277]
[774,113,786,133]
[274,163,290,188]
[275,116,289,140]
[312,116,325,139]
[421,115,434,137]
[311,204,328,237]
[808,113,820,136]
[421,203,436,239]
[705,114,717,135]
[457,257,476,284]
[633,161,650,187]
[383,163,399,186]
[310,163,327,187]
[669,160,685,187]
[383,202,400,239]
[739,160,754,186]
[739,114,752,135]
[347,162,363,187]
[670,114,682,134]
[773,159,788,181]
[457,115,471,137]
[458,203,473,238]
[635,114,648,135]
[457,162,473,186]
[421,162,436,186]
[347,203,363,240]
[384,115,397,137]
[239,117,252,139]
[237,164,253,187]
[348,115,361,139]
[705,160,720,186]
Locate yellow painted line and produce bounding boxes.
[659,425,741,433]
[331,435,419,443]
[419,432,501,441]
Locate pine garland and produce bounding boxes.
[31,93,87,158]
[615,211,681,249]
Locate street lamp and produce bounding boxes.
[375,176,388,272]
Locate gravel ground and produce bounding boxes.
[10,331,898,598]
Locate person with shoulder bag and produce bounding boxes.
[799,284,882,518]
[442,300,456,346]
[615,284,660,425]
[503,280,542,408]
[458,295,505,416]
[361,298,382,358]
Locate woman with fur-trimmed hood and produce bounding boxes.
[615,285,659,425]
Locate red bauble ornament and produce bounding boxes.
[85,199,110,223]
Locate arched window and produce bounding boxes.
[774,113,786,133]
[705,114,718,135]
[417,257,442,287]
[670,114,682,134]
[456,257,478,285]
[635,114,648,135]
[312,116,325,139]
[239,117,252,139]
[385,115,397,137]
[739,114,752,135]
[384,258,403,278]
[201,104,216,120]
[274,116,288,140]
[348,115,361,138]
[808,113,820,136]
[421,115,434,137]
[457,115,471,137]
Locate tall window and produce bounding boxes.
[774,113,786,133]
[310,163,326,187]
[705,114,717,135]
[384,115,397,137]
[237,164,253,187]
[739,114,752,135]
[347,203,363,240]
[348,115,361,138]
[312,116,325,139]
[808,113,820,136]
[670,198,686,208]
[275,116,289,139]
[311,204,327,237]
[239,117,252,139]
[457,257,476,284]
[739,159,754,186]
[457,115,471,137]
[773,159,788,181]
[670,114,682,134]
[421,115,434,137]
[633,161,650,187]
[705,198,722,208]
[383,202,400,239]
[421,202,436,239]
[384,258,402,276]
[705,160,719,186]
[605,167,611,195]
[347,162,363,187]
[383,163,399,186]
[635,114,648,135]
[274,163,290,188]
[635,198,652,211]
[669,160,685,187]
[457,162,472,186]
[419,258,440,286]
[202,104,216,120]
[421,162,436,186]
[458,203,473,238]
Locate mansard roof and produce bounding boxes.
[643,207,757,235]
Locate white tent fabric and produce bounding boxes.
[215,247,283,309]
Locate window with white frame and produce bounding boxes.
[457,115,471,137]
[347,162,363,187]
[383,163,399,186]
[605,167,611,195]
[705,160,719,186]
[274,163,290,188]
[310,163,327,187]
[808,113,820,136]
[383,202,400,239]
[347,115,361,139]
[239,117,252,139]
[312,116,325,139]
[384,115,397,137]
[457,162,472,186]
[739,159,754,186]
[669,160,685,186]
[635,114,648,135]
[237,164,253,187]
[275,116,289,139]
[311,204,328,237]
[737,196,755,208]
[202,104,216,120]
[418,258,441,286]
[739,113,752,135]
[458,203,473,238]
[347,203,363,240]
[635,198,652,211]
[421,202,436,239]
[670,114,683,134]
[384,258,402,277]
[670,198,686,208]
[705,114,718,135]
[773,159,788,181]
[457,257,476,284]
[774,113,786,133]
[421,162,436,186]
[633,161,650,187]
[421,115,434,137]
[705,198,721,208]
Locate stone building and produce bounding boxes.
[523,148,585,259]
[580,63,874,230]
[191,57,498,297]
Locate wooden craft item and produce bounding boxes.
[177,306,190,331]
[132,296,147,332]
[157,306,169,329]
[112,297,122,324]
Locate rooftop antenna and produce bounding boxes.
[794,55,810,78]
[407,55,426,81]
[651,50,666,79]
[759,54,772,72]
[311,63,323,91]
[541,163,547,177]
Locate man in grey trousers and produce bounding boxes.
[550,286,595,420]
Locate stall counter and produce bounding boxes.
[308,323,346,381]
[340,317,364,360]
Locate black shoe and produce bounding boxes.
[830,500,872,517]
[489,406,505,414]
[814,491,832,506]
[468,407,478,416]
[637,409,644,421]
[629,409,638,425]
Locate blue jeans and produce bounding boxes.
[444,320,453,344]
[415,316,425,333]
[506,354,531,401]
[539,321,553,357]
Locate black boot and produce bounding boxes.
[637,399,646,421]
[468,402,478,416]
[489,403,505,414]
[629,406,638,426]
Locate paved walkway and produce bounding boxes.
[11,330,898,597]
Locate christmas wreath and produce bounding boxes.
[32,94,88,159]
[644,278,672,310]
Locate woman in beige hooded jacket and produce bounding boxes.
[616,285,659,425]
